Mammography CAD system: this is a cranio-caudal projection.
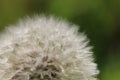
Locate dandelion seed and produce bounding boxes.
[0,16,99,80]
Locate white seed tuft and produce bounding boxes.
[0,16,99,80]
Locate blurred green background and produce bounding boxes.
[0,0,120,80]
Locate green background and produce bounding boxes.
[0,0,120,80]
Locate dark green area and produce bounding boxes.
[0,0,120,80]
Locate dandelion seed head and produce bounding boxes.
[0,16,99,80]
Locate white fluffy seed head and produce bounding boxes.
[0,16,99,80]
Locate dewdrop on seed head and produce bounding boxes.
[0,16,99,80]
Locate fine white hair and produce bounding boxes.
[0,15,99,80]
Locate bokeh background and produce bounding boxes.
[0,0,120,80]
